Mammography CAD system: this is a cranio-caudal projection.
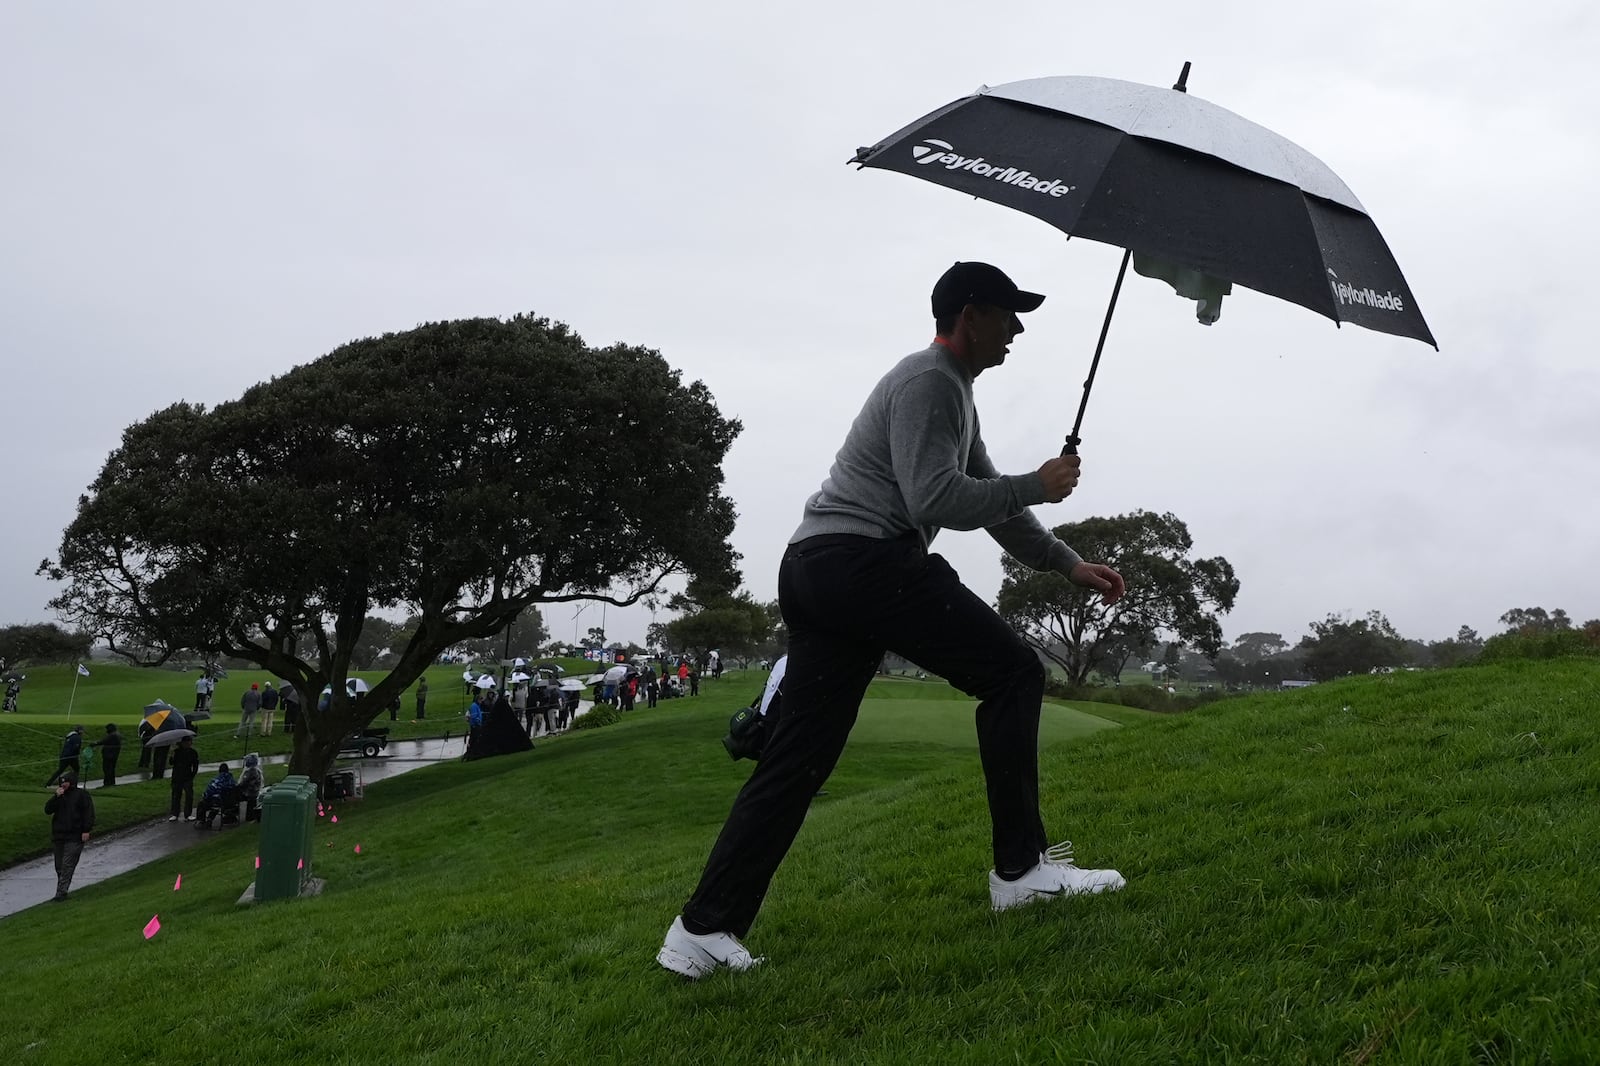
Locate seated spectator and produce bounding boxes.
[237,753,265,822]
[196,763,237,828]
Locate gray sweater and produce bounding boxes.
[790,345,1083,576]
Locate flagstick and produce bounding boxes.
[67,668,81,718]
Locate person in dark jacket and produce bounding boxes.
[169,736,200,821]
[92,724,123,787]
[44,770,94,901]
[44,726,85,786]
[259,682,280,736]
[196,763,236,827]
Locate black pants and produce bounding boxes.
[45,758,80,787]
[150,746,167,780]
[170,778,195,818]
[682,533,1047,937]
[102,752,119,788]
[53,839,85,898]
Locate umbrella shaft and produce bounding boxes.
[1064,247,1131,456]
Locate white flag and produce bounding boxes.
[76,663,91,677]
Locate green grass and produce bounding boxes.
[3,659,1598,1063]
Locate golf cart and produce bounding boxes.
[338,727,390,759]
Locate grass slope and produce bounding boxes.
[2,661,1597,1063]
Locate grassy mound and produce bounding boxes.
[1,661,1596,1062]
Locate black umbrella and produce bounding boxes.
[851,63,1436,452]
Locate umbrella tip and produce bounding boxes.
[1172,61,1192,93]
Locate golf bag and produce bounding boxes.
[722,655,787,761]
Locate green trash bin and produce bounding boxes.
[256,774,318,902]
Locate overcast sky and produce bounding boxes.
[3,1,1595,655]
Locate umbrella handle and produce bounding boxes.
[1062,248,1132,457]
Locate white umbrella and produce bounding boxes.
[462,670,476,683]
[144,728,197,749]
[510,671,532,683]
[513,657,528,668]
[346,678,370,694]
[558,678,584,692]
[475,675,497,690]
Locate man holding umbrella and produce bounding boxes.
[659,262,1128,979]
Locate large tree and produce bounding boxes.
[39,314,740,779]
[996,510,1238,686]
[1295,611,1407,680]
[662,579,770,666]
[0,622,92,666]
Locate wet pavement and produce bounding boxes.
[1,720,583,919]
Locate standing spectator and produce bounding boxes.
[259,682,280,736]
[169,736,199,821]
[415,677,428,721]
[92,724,123,787]
[136,719,153,773]
[513,682,531,736]
[237,683,262,739]
[689,667,700,697]
[619,673,637,712]
[44,726,85,786]
[678,660,690,688]
[44,771,94,902]
[465,693,485,758]
[646,671,659,709]
[388,692,401,723]
[281,683,300,734]
[193,671,211,714]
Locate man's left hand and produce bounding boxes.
[80,832,90,843]
[1070,562,1125,605]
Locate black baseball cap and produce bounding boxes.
[931,261,1046,319]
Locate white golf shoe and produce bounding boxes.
[656,916,764,978]
[989,841,1126,911]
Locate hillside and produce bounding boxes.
[1,660,1596,1063]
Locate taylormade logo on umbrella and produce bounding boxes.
[911,139,1074,198]
[1327,270,1405,312]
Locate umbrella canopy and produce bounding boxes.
[142,699,179,716]
[852,71,1433,345]
[142,705,186,732]
[510,671,532,683]
[346,678,370,695]
[558,678,584,692]
[144,727,196,749]
[513,657,528,668]
[475,675,498,690]
[535,663,565,675]
[852,66,1435,449]
[462,669,476,683]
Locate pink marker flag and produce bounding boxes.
[143,915,161,939]
[331,815,339,824]
[354,844,362,854]
[318,805,325,816]
[173,874,182,891]
[254,855,260,869]
[297,858,304,870]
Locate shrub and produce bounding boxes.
[1480,628,1600,662]
[571,702,622,731]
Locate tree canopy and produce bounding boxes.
[39,314,740,778]
[996,510,1238,686]
[0,622,92,667]
[1295,611,1407,680]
